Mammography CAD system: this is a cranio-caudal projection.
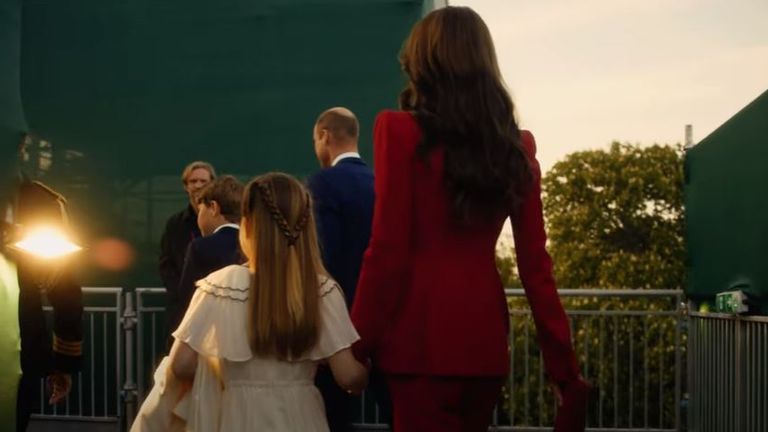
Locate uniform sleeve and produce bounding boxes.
[47,261,84,373]
[16,181,83,373]
[511,131,580,385]
[351,111,414,361]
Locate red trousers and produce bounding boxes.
[387,375,504,432]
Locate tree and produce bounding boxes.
[542,142,684,290]
[496,254,522,289]
[495,142,685,429]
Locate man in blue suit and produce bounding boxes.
[309,107,374,307]
[168,175,244,338]
[308,107,379,431]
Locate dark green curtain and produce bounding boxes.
[685,89,768,313]
[19,0,425,287]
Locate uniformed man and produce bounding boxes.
[11,180,83,432]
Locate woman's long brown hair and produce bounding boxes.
[240,172,326,359]
[399,6,533,224]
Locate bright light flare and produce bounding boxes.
[13,227,82,259]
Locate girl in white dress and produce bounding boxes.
[132,172,368,431]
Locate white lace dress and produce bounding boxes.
[131,264,359,432]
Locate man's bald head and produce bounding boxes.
[315,107,359,142]
[313,107,361,168]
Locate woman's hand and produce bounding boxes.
[47,372,72,404]
[550,381,564,407]
[551,375,590,407]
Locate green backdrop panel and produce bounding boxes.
[19,0,425,287]
[684,89,768,313]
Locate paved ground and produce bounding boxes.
[27,419,390,431]
[28,418,118,432]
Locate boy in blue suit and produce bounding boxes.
[168,175,244,337]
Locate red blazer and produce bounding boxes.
[352,111,579,383]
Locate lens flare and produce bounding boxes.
[91,237,135,271]
[14,227,82,259]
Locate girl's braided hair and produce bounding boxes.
[254,179,311,246]
[241,172,324,360]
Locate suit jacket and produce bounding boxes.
[308,157,375,306]
[351,111,580,383]
[159,205,201,294]
[168,225,242,333]
[15,181,83,375]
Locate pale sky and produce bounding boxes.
[451,0,768,173]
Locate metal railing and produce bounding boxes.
[499,289,683,432]
[33,287,691,431]
[688,312,768,432]
[133,288,169,401]
[33,287,123,424]
[351,289,685,431]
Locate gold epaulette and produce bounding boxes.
[53,334,82,356]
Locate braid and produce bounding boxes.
[294,194,311,234]
[256,181,311,246]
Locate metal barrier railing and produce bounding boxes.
[495,289,684,432]
[133,288,168,401]
[31,286,768,432]
[34,287,123,423]
[33,287,688,431]
[131,288,686,431]
[352,289,685,432]
[688,312,768,432]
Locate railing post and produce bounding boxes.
[122,292,138,430]
[736,316,744,432]
[675,295,685,431]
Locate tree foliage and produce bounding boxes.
[495,142,685,428]
[542,142,684,290]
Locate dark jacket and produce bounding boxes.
[308,156,375,432]
[15,181,83,375]
[168,225,243,334]
[307,157,374,306]
[159,205,201,293]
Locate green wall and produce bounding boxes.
[685,90,768,313]
[18,0,425,288]
[4,1,433,425]
[1,0,24,194]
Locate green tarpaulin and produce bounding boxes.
[2,0,433,426]
[18,0,426,287]
[685,89,768,313]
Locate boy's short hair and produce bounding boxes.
[181,161,216,184]
[196,175,243,223]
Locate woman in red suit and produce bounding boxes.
[351,6,586,432]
